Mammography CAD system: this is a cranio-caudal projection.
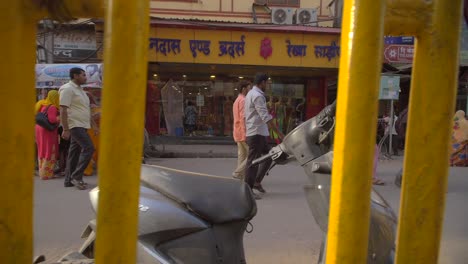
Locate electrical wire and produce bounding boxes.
[36,19,95,38]
[154,17,337,29]
[35,36,102,63]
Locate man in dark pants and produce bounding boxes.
[59,68,95,190]
[244,73,284,199]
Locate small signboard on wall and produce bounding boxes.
[379,75,400,100]
[196,94,205,107]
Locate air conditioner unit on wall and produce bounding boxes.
[271,8,294,25]
[295,8,318,26]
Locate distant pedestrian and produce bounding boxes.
[232,81,251,180]
[184,101,197,136]
[244,73,284,199]
[35,90,60,180]
[372,144,385,185]
[396,107,408,150]
[59,67,95,190]
[384,113,399,155]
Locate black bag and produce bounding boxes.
[35,105,57,131]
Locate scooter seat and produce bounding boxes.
[140,165,257,224]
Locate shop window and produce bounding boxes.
[156,78,306,137]
[255,0,300,7]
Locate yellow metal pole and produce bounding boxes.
[384,0,431,36]
[61,0,104,18]
[0,2,40,263]
[395,0,463,263]
[95,0,150,263]
[0,1,103,263]
[325,0,385,263]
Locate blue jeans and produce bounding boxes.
[65,127,95,184]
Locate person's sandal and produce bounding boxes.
[253,183,266,193]
[372,179,385,186]
[71,180,87,190]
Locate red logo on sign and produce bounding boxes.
[260,37,272,59]
[384,44,414,63]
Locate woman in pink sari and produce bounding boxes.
[35,90,60,180]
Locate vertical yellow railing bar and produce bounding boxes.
[95,0,150,263]
[395,0,463,263]
[325,0,385,263]
[60,0,105,18]
[0,1,38,263]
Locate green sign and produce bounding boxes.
[379,76,400,100]
[460,21,468,66]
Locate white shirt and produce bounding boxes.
[245,86,272,137]
[59,81,91,129]
[384,115,398,135]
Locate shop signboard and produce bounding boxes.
[35,63,102,88]
[384,36,414,45]
[53,29,97,60]
[148,27,340,68]
[383,20,468,65]
[379,75,400,100]
[383,44,414,63]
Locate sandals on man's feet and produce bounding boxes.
[71,180,87,190]
[372,179,385,185]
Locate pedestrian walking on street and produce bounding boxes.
[59,68,95,190]
[35,90,60,180]
[245,73,284,199]
[232,81,251,180]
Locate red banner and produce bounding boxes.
[383,44,414,63]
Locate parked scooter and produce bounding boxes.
[252,101,397,263]
[35,101,397,264]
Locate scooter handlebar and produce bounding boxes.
[252,145,289,166]
[252,152,274,166]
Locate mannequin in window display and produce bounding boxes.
[145,82,160,135]
[275,97,286,134]
[295,98,305,125]
[223,96,233,136]
[285,97,296,134]
[268,96,281,144]
[161,80,184,136]
[216,96,224,136]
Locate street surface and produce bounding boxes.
[33,157,468,263]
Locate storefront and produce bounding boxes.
[140,20,340,136]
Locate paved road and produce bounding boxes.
[33,157,468,263]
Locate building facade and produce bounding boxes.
[127,0,342,136]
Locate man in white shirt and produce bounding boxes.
[244,73,284,198]
[60,68,95,190]
[384,114,399,155]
